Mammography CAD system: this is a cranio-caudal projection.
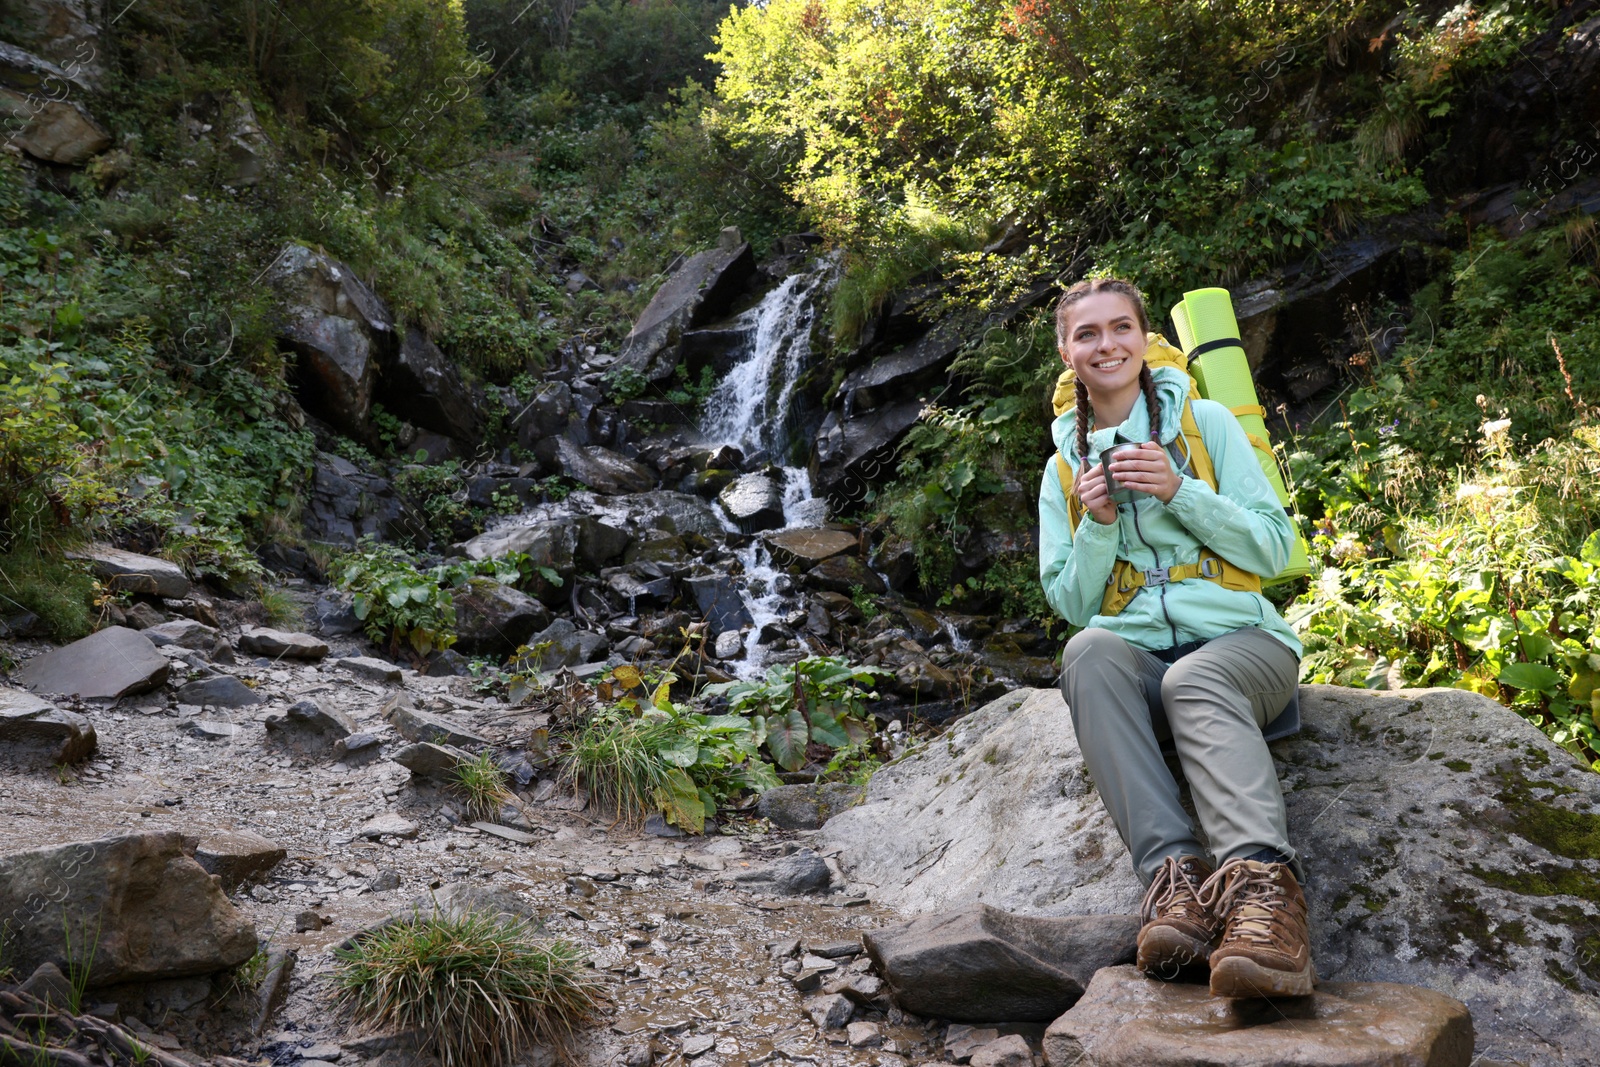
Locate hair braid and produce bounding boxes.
[1075,378,1091,461]
[1140,363,1162,442]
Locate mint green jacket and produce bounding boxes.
[1037,366,1303,656]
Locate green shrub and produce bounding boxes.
[451,752,513,820]
[333,909,601,1067]
[703,655,886,772]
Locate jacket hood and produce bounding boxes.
[1050,363,1189,463]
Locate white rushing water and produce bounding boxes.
[697,262,836,675]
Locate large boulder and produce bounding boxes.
[0,688,96,763]
[457,521,576,607]
[72,546,189,599]
[824,686,1600,1067]
[717,473,785,533]
[811,400,926,506]
[16,626,169,701]
[684,574,753,638]
[0,42,109,165]
[864,906,1139,1023]
[540,437,655,495]
[238,628,329,660]
[0,832,258,985]
[379,325,484,445]
[1042,966,1473,1067]
[302,451,404,546]
[614,231,757,383]
[513,382,573,448]
[452,579,552,657]
[268,243,394,438]
[5,0,103,88]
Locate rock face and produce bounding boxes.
[757,783,866,830]
[0,832,258,985]
[303,451,404,545]
[269,243,394,438]
[379,325,484,445]
[614,233,757,382]
[452,579,551,657]
[685,575,753,638]
[1042,966,1474,1067]
[824,686,1600,1066]
[544,437,656,495]
[16,626,170,701]
[74,546,190,599]
[864,906,1139,1023]
[811,400,926,505]
[0,688,96,763]
[0,42,110,164]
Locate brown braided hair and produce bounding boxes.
[1056,278,1162,461]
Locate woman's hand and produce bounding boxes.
[1108,442,1184,503]
[1074,460,1119,526]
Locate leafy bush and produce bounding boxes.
[333,909,601,1067]
[703,655,886,772]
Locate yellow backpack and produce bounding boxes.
[1050,334,1262,617]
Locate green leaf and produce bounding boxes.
[1498,662,1563,695]
[656,768,705,834]
[658,735,700,768]
[765,709,810,771]
[807,708,851,749]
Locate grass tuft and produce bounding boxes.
[332,909,602,1067]
[562,713,677,823]
[450,752,513,821]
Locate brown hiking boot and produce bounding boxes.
[1201,858,1315,998]
[1136,855,1218,978]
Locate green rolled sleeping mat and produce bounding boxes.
[1171,287,1311,586]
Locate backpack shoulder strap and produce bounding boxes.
[1054,453,1084,532]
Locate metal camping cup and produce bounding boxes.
[1102,442,1146,504]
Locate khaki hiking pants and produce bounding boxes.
[1058,626,1300,886]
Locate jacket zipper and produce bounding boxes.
[1129,500,1180,648]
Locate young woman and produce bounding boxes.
[1037,277,1312,999]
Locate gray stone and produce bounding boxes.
[970,1034,1032,1067]
[142,619,219,650]
[732,848,831,895]
[2,4,102,87]
[193,829,287,891]
[513,381,572,446]
[846,1020,882,1048]
[545,437,655,495]
[681,1032,716,1057]
[1043,966,1473,1067]
[175,675,263,708]
[238,629,329,660]
[685,575,753,639]
[0,832,257,984]
[264,699,357,748]
[268,244,393,438]
[453,579,551,657]
[631,490,726,540]
[863,905,1138,1022]
[358,813,419,840]
[802,992,854,1030]
[181,718,241,740]
[123,601,166,629]
[382,693,488,748]
[335,731,382,762]
[0,43,109,164]
[615,241,756,383]
[380,325,484,444]
[575,516,631,569]
[766,527,859,565]
[19,961,75,1008]
[336,656,403,683]
[811,400,926,501]
[717,473,785,533]
[823,685,1600,1067]
[16,626,169,701]
[301,452,404,547]
[806,554,885,594]
[757,783,866,830]
[391,741,467,780]
[313,594,362,636]
[712,629,744,659]
[0,687,96,763]
[519,619,608,672]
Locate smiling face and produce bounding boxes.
[1060,289,1147,414]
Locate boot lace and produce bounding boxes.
[1198,859,1292,948]
[1139,856,1209,926]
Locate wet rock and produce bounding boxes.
[70,546,190,599]
[802,992,854,1030]
[615,236,757,383]
[175,675,263,708]
[576,516,632,569]
[766,528,858,565]
[453,579,551,657]
[1043,966,1472,1067]
[846,1021,882,1049]
[513,382,572,446]
[0,43,110,164]
[946,1025,1002,1063]
[685,575,754,638]
[391,741,467,780]
[519,619,608,672]
[680,1033,716,1057]
[264,699,357,749]
[544,437,655,495]
[17,626,170,701]
[811,400,926,505]
[379,325,484,444]
[383,693,488,748]
[717,473,785,533]
[458,521,577,604]
[359,813,419,840]
[825,685,1600,1066]
[805,554,885,594]
[712,630,744,659]
[0,688,96,763]
[238,628,329,660]
[623,530,688,566]
[632,490,727,540]
[733,848,832,895]
[336,656,403,683]
[864,905,1138,1022]
[0,831,257,984]
[193,829,287,891]
[871,536,919,592]
[757,783,867,830]
[268,243,393,438]
[142,619,219,650]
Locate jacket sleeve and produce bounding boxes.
[1162,400,1293,578]
[1038,456,1120,626]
